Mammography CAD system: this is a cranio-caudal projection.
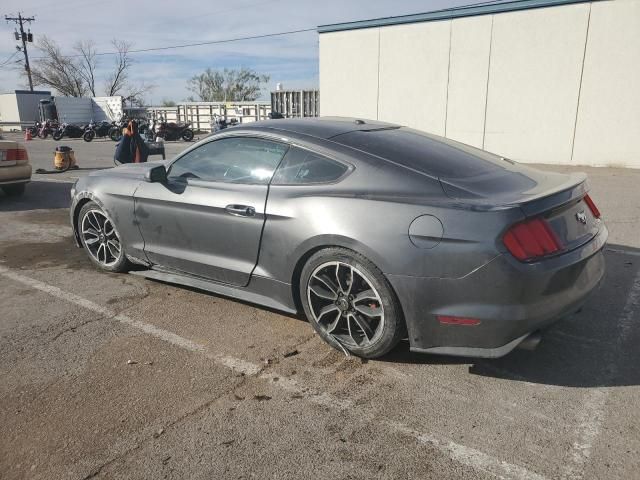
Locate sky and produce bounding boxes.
[1,0,502,104]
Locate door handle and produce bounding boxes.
[225,204,256,217]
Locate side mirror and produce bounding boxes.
[144,164,167,183]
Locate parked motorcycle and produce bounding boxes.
[143,117,157,142]
[38,120,58,139]
[26,121,42,137]
[210,114,239,132]
[83,120,113,142]
[137,118,152,138]
[53,122,85,141]
[156,120,194,141]
[109,115,130,142]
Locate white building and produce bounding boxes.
[0,90,51,130]
[319,0,640,168]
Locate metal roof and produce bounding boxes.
[318,0,596,33]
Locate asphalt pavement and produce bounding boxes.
[0,133,639,479]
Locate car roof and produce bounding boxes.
[236,117,399,140]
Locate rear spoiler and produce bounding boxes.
[439,171,588,216]
[516,174,588,217]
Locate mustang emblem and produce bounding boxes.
[576,211,588,225]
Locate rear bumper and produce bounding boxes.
[387,224,608,358]
[0,163,32,185]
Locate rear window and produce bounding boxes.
[272,147,348,185]
[332,128,507,179]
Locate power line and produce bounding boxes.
[28,0,517,61]
[32,27,317,60]
[0,50,20,67]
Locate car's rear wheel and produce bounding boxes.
[2,183,26,197]
[78,201,131,272]
[300,248,405,358]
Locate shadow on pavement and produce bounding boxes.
[384,245,640,388]
[0,181,71,212]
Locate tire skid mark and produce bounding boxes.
[1,264,548,480]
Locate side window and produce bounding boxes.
[272,147,349,185]
[168,137,288,184]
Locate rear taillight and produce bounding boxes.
[583,194,601,218]
[5,148,28,161]
[503,217,563,262]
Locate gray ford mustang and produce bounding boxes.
[70,117,607,358]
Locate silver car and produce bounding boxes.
[70,118,607,358]
[0,139,31,196]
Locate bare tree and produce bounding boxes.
[75,40,97,96]
[104,40,132,97]
[30,35,87,97]
[122,82,155,107]
[30,37,152,102]
[187,68,270,102]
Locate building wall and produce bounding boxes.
[319,0,640,168]
[445,15,492,147]
[378,21,450,136]
[483,3,589,164]
[0,91,51,129]
[0,94,20,128]
[15,91,52,125]
[319,28,379,119]
[53,96,123,124]
[572,0,640,167]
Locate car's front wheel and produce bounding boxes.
[300,248,405,358]
[78,201,131,272]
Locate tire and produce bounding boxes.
[299,247,405,358]
[2,183,26,197]
[52,130,63,141]
[83,130,95,142]
[181,129,194,141]
[78,201,132,273]
[38,131,48,139]
[109,128,122,142]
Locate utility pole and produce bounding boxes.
[5,13,35,92]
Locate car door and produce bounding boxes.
[134,135,289,286]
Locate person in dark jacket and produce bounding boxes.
[114,120,149,164]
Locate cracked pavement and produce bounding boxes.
[1,135,639,479]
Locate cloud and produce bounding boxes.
[1,0,488,102]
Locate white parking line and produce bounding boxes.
[0,264,547,480]
[562,267,640,479]
[30,176,76,183]
[0,265,261,376]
